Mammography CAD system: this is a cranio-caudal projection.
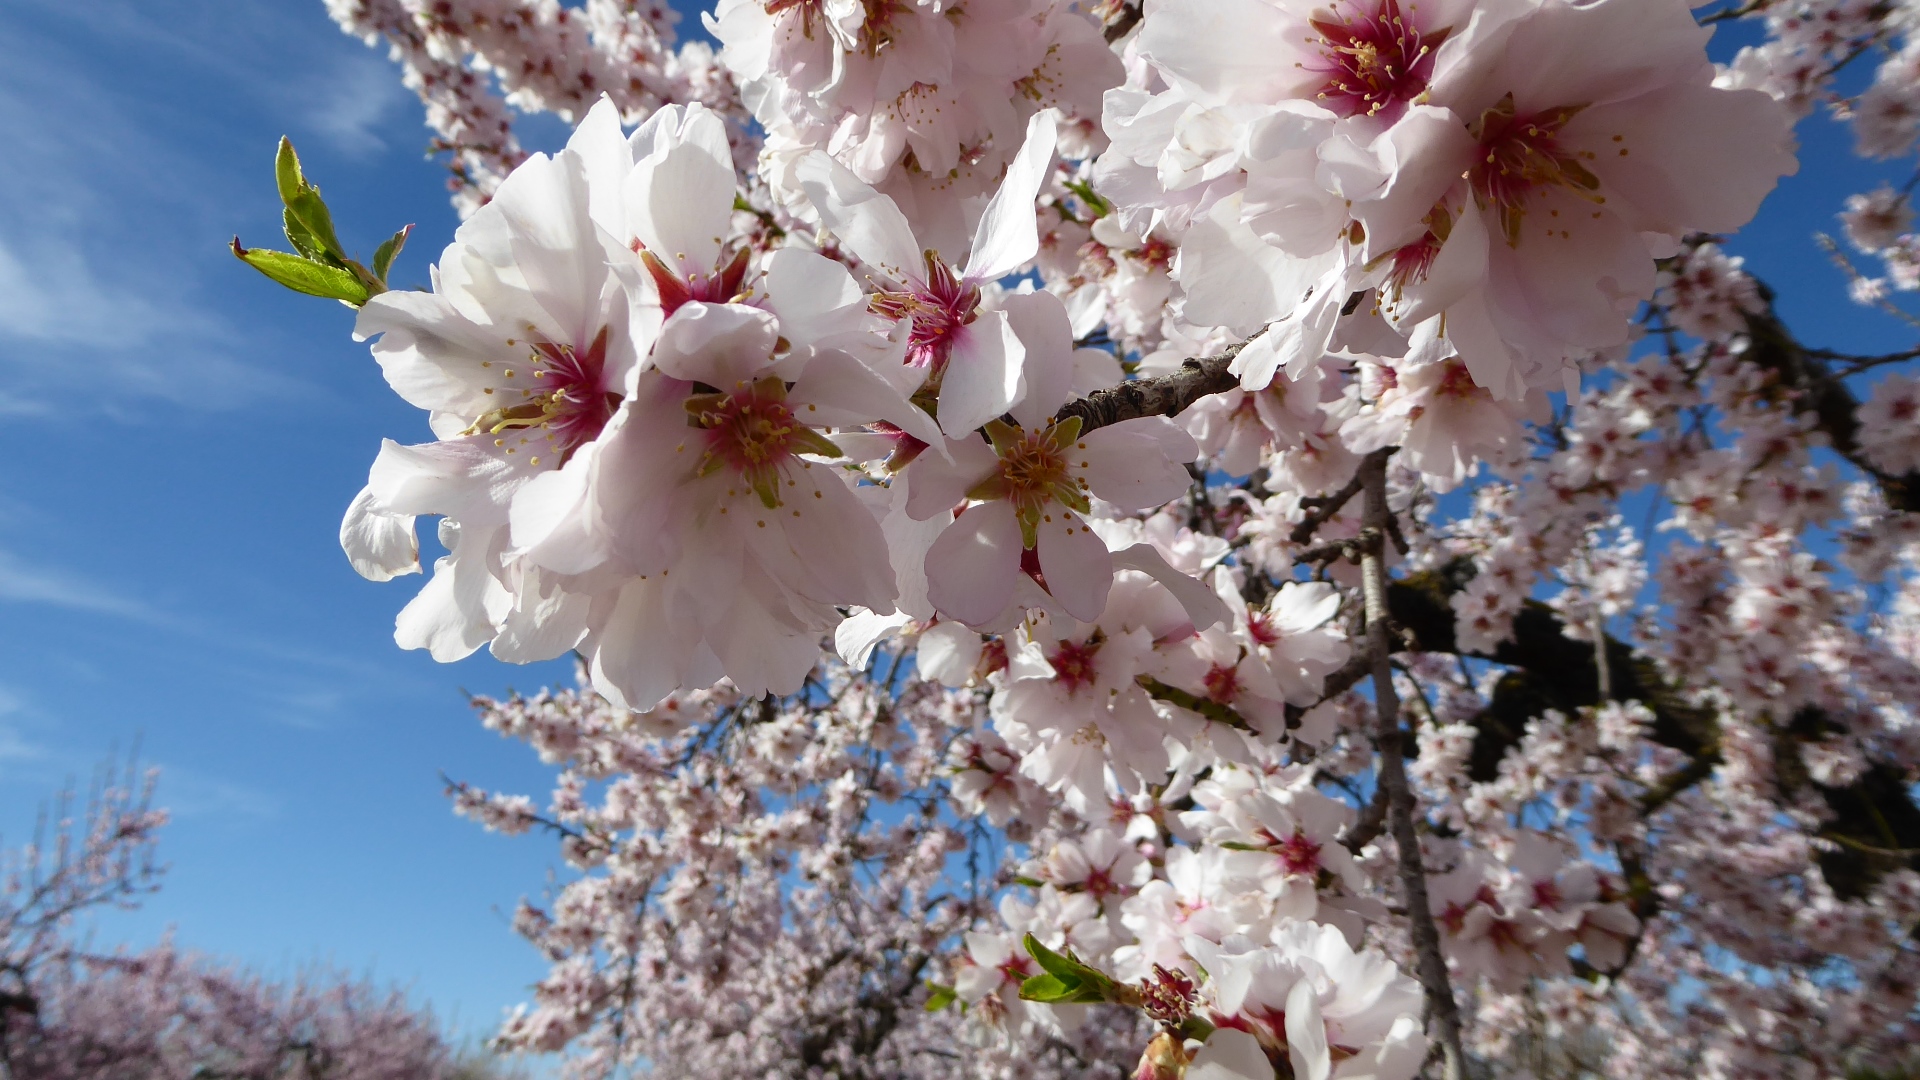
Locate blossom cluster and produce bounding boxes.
[293,0,1920,1074]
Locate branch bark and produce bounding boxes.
[1358,450,1466,1080]
[1053,335,1261,435]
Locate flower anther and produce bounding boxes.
[685,376,845,508]
[1468,94,1600,247]
[1306,0,1451,121]
[967,417,1092,548]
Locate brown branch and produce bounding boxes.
[1053,334,1263,435]
[1137,675,1254,731]
[1357,452,1466,1080]
[1740,281,1920,512]
[1289,469,1367,544]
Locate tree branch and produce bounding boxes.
[1358,452,1466,1080]
[1053,335,1262,435]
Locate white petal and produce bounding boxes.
[794,152,925,284]
[916,620,983,686]
[340,487,419,582]
[1001,290,1077,428]
[394,521,499,662]
[1035,512,1112,622]
[762,247,867,344]
[625,139,737,278]
[1285,977,1331,1080]
[1076,418,1196,510]
[1187,1030,1271,1080]
[961,110,1058,283]
[566,95,634,240]
[925,501,1023,626]
[835,608,913,669]
[650,302,779,386]
[788,348,943,448]
[935,308,1025,437]
[587,575,698,711]
[491,572,590,663]
[1111,543,1228,631]
[904,436,1000,521]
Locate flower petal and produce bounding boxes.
[793,151,925,285]
[962,110,1058,283]
[1036,511,1113,622]
[925,501,1023,626]
[935,307,1025,437]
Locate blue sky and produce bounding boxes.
[0,0,1913,1059]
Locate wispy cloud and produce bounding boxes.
[300,51,409,160]
[0,548,169,625]
[160,765,283,822]
[0,3,350,415]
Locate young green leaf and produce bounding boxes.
[923,983,958,1012]
[283,189,349,266]
[232,240,370,305]
[274,136,306,206]
[372,223,413,283]
[1023,934,1097,983]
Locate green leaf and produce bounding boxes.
[372,223,413,283]
[274,136,306,206]
[284,189,348,266]
[923,983,957,1012]
[1016,972,1108,1004]
[1023,934,1092,983]
[232,241,370,305]
[1016,973,1077,1002]
[282,206,327,263]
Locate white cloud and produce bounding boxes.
[301,51,409,159]
[0,548,169,625]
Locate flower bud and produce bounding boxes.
[1133,1031,1189,1080]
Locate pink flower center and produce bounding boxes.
[1276,829,1323,876]
[1306,0,1449,122]
[870,254,981,372]
[1468,94,1600,246]
[1203,662,1242,704]
[466,326,618,464]
[636,245,752,318]
[685,377,843,508]
[1248,613,1283,646]
[1434,359,1479,399]
[1048,638,1102,694]
[967,419,1092,548]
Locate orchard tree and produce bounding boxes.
[233,0,1920,1074]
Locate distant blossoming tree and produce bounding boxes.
[0,761,489,1080]
[227,0,1920,1074]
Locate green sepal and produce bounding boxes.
[793,426,848,460]
[1011,875,1046,888]
[1177,1015,1217,1043]
[983,417,1023,456]
[231,241,370,305]
[924,983,958,1012]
